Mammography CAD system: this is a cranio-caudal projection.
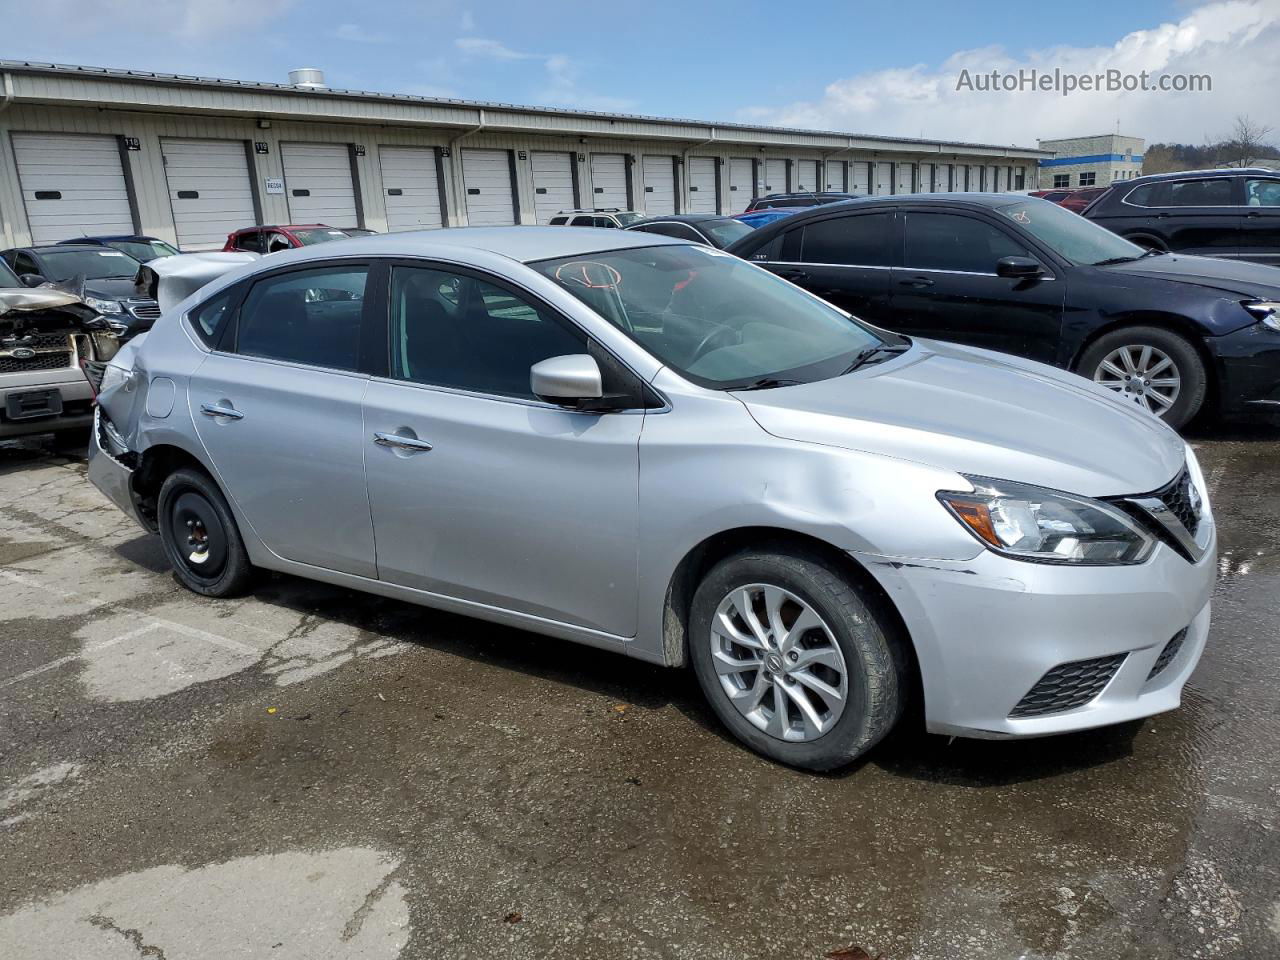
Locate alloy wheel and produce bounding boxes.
[709,583,849,742]
[1093,344,1181,416]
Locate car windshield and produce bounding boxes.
[613,213,644,226]
[0,258,19,287]
[701,218,755,246]
[107,239,180,261]
[995,198,1144,265]
[532,244,888,389]
[291,228,351,245]
[37,249,142,280]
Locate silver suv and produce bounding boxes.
[88,227,1216,770]
[548,208,644,228]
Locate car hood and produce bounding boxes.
[737,339,1185,498]
[80,277,139,300]
[1098,253,1280,299]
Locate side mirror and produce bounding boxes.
[20,273,44,287]
[996,256,1044,279]
[531,354,603,405]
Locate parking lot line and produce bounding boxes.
[0,622,162,690]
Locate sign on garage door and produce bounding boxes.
[763,159,787,196]
[531,151,576,224]
[379,146,444,232]
[826,160,847,192]
[11,133,135,245]
[461,149,516,226]
[795,160,819,192]
[590,154,628,209]
[687,157,717,214]
[642,155,676,216]
[281,143,358,227]
[728,158,753,212]
[851,162,871,194]
[161,139,256,250]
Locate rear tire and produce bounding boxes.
[157,467,254,597]
[688,549,906,771]
[1077,326,1207,430]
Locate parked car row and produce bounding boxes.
[88,225,1215,771]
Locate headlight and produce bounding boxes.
[937,476,1155,565]
[1243,300,1280,332]
[85,295,124,315]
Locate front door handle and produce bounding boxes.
[776,269,809,281]
[200,402,243,420]
[898,276,935,288]
[373,431,433,452]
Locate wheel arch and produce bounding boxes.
[1070,312,1217,402]
[661,526,920,699]
[130,442,218,531]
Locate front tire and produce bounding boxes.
[1077,326,1207,429]
[157,467,254,597]
[689,549,906,771]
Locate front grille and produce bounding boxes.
[126,298,161,320]
[1147,629,1188,681]
[1009,653,1127,718]
[1155,468,1201,537]
[0,352,72,373]
[3,333,70,351]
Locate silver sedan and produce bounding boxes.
[88,227,1216,770]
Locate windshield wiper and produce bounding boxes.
[733,377,805,391]
[1139,247,1166,258]
[1090,255,1141,266]
[840,342,911,375]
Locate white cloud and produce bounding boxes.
[10,0,295,40]
[454,37,539,61]
[333,23,391,44]
[739,0,1280,145]
[455,37,635,111]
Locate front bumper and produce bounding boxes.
[0,367,94,438]
[857,518,1216,739]
[1210,323,1280,415]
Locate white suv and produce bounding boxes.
[548,209,644,228]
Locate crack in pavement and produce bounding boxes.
[87,913,167,959]
[341,866,401,942]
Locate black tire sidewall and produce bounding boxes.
[157,467,253,597]
[1078,326,1207,429]
[688,551,902,771]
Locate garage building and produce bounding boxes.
[0,61,1049,250]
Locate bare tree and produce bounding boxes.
[1218,115,1274,167]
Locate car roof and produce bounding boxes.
[249,226,682,265]
[59,234,163,243]
[1125,167,1277,184]
[630,213,733,225]
[13,243,121,254]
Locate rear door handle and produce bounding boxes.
[898,276,934,288]
[373,431,433,452]
[200,402,243,420]
[776,269,809,281]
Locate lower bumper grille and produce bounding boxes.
[1009,653,1127,718]
[1147,628,1188,681]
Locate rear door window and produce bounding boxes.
[800,213,894,266]
[234,265,369,371]
[235,231,266,253]
[1165,178,1235,206]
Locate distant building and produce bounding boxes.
[1037,134,1144,189]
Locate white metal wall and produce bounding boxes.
[160,138,256,249]
[378,146,444,232]
[641,155,676,215]
[530,151,575,223]
[281,142,358,226]
[10,132,134,244]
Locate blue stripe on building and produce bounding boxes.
[1039,153,1144,167]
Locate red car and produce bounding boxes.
[222,224,355,254]
[1029,187,1106,215]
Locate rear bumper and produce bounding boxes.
[856,519,1216,739]
[0,367,94,437]
[86,408,149,530]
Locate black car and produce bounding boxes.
[1,244,158,336]
[56,234,181,262]
[625,213,754,249]
[726,194,1280,428]
[1084,168,1280,267]
[743,191,863,212]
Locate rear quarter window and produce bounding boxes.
[188,287,239,348]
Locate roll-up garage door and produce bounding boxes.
[642,155,676,215]
[825,160,847,192]
[896,163,915,195]
[461,149,516,226]
[851,162,871,194]
[919,163,935,193]
[531,151,576,224]
[281,143,358,227]
[590,154,628,209]
[161,139,255,250]
[763,159,787,196]
[795,160,819,193]
[379,146,444,232]
[728,158,754,212]
[11,133,135,244]
[687,157,717,214]
[875,162,894,195]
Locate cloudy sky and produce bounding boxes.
[2,0,1276,147]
